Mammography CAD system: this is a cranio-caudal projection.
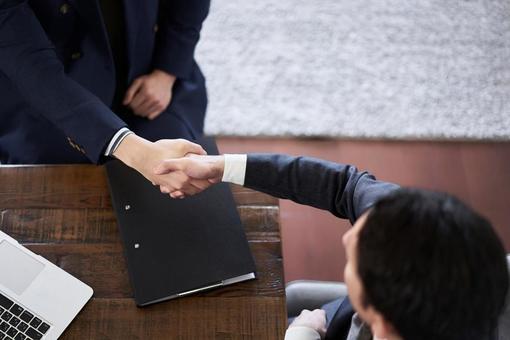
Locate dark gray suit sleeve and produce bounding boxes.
[244,154,399,224]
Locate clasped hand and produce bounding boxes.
[112,135,220,197]
[153,154,225,199]
[123,69,175,120]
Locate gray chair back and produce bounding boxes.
[497,255,510,339]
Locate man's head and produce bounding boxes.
[343,189,509,340]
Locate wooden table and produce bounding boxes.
[0,165,286,339]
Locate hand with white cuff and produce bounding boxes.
[112,134,212,195]
[153,155,226,198]
[287,309,327,339]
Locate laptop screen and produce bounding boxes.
[0,240,45,295]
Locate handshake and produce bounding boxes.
[113,134,225,198]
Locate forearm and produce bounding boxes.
[243,154,399,223]
[111,133,153,169]
[153,152,398,212]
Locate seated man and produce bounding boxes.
[154,154,510,340]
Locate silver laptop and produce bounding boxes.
[0,230,93,340]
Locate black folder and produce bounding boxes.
[105,139,256,306]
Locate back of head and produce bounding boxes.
[357,189,509,340]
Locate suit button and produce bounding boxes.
[153,24,159,33]
[59,3,70,15]
[71,52,81,60]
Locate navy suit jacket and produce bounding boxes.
[243,154,399,339]
[0,0,209,164]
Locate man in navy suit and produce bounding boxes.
[0,0,210,191]
[154,154,510,339]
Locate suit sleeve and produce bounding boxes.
[153,0,210,79]
[244,154,400,224]
[0,1,126,164]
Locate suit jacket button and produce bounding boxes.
[59,3,70,15]
[153,24,159,33]
[71,52,81,60]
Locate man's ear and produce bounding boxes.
[367,307,398,340]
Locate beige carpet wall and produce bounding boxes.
[197,0,510,140]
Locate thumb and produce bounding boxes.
[182,141,207,156]
[123,78,143,105]
[153,159,185,175]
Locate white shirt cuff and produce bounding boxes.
[104,127,133,156]
[284,327,322,340]
[222,154,247,186]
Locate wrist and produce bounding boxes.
[112,134,153,169]
[212,155,226,180]
[152,69,176,85]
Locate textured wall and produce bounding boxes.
[196,0,510,140]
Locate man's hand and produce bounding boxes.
[123,69,176,120]
[288,309,327,338]
[154,155,225,198]
[112,134,210,195]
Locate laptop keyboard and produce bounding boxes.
[0,293,51,340]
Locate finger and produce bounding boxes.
[318,326,327,338]
[145,101,163,115]
[181,140,207,156]
[159,171,206,196]
[299,309,311,316]
[190,179,212,191]
[154,159,187,175]
[123,78,144,105]
[169,175,204,196]
[130,94,151,116]
[136,97,158,116]
[160,186,170,194]
[177,182,201,196]
[147,109,163,120]
[162,171,191,192]
[314,309,326,316]
[315,309,326,321]
[170,191,184,199]
[170,190,185,198]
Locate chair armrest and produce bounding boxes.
[286,280,348,318]
[497,255,510,339]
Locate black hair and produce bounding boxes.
[357,188,508,340]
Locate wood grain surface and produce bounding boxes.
[0,165,286,339]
